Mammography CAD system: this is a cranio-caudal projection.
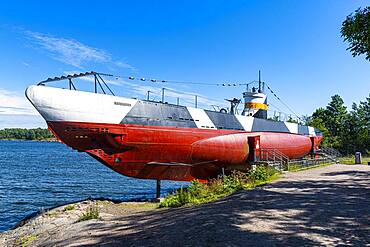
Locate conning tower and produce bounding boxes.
[242,71,268,119]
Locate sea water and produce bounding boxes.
[0,140,187,232]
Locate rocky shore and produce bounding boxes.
[0,200,159,246]
[1,164,369,246]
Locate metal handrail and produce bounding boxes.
[259,148,289,163]
[318,147,341,157]
[37,71,115,96]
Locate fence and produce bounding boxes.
[257,148,339,172]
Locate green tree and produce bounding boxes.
[286,116,298,123]
[306,108,332,147]
[308,94,370,155]
[309,96,347,150]
[352,95,370,153]
[341,7,370,61]
[325,95,347,138]
[341,98,370,154]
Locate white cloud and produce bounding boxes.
[24,30,134,70]
[114,61,135,70]
[0,88,37,115]
[0,88,46,129]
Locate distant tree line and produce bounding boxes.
[0,128,54,140]
[305,94,370,155]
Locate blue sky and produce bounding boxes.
[0,0,369,128]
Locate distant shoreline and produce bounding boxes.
[0,128,56,142]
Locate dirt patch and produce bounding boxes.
[1,164,369,246]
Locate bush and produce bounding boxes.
[77,205,99,222]
[63,204,75,211]
[248,165,268,184]
[160,168,277,208]
[18,234,37,247]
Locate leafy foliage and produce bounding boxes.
[248,165,268,183]
[160,167,278,208]
[286,116,299,123]
[18,234,37,247]
[63,204,75,211]
[0,128,53,140]
[341,7,370,61]
[77,205,99,222]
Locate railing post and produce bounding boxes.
[94,75,97,93]
[147,90,151,101]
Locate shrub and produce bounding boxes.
[248,165,268,184]
[63,204,75,211]
[77,205,99,222]
[160,168,277,208]
[18,234,37,247]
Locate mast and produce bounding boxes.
[258,70,262,93]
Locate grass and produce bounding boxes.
[117,202,159,209]
[63,204,75,211]
[45,211,59,218]
[18,234,37,247]
[77,205,99,222]
[287,162,334,172]
[160,166,280,208]
[338,156,370,165]
[97,200,159,209]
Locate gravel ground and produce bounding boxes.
[1,164,369,246]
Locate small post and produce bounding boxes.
[156,179,161,200]
[177,97,180,105]
[355,152,362,164]
[94,75,97,93]
[221,167,225,177]
[147,90,151,101]
[162,88,165,103]
[195,95,198,108]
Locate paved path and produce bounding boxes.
[3,164,370,246]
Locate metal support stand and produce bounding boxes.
[156,179,161,200]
